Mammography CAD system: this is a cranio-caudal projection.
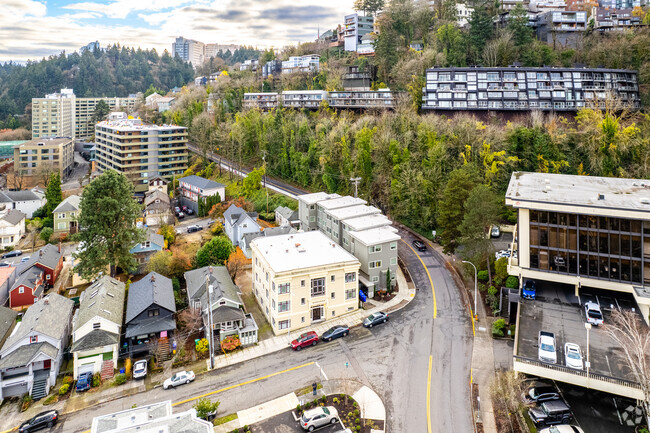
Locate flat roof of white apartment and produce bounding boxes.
[297,192,341,205]
[18,137,72,148]
[349,226,400,246]
[251,231,359,273]
[344,213,392,231]
[317,196,367,210]
[97,119,186,132]
[506,172,650,212]
[327,204,381,220]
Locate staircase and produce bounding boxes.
[101,360,114,381]
[157,337,171,361]
[31,376,48,400]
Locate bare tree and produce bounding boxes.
[171,307,204,363]
[490,370,525,433]
[35,162,55,187]
[604,310,650,427]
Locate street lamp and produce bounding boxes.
[462,260,478,320]
[584,322,591,381]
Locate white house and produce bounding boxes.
[223,204,260,247]
[71,276,125,379]
[0,210,25,248]
[0,190,46,219]
[0,294,74,400]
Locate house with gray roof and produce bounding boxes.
[274,206,299,228]
[0,209,25,248]
[178,175,225,215]
[90,400,212,433]
[129,229,165,274]
[53,194,81,234]
[143,189,173,226]
[184,266,257,347]
[240,226,296,259]
[125,272,176,359]
[0,294,74,400]
[71,276,125,380]
[9,244,64,309]
[223,204,260,247]
[0,189,46,219]
[0,306,17,348]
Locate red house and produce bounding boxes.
[9,244,63,310]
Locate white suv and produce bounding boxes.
[584,301,603,326]
[300,406,339,431]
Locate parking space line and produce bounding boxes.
[427,355,433,433]
[401,239,437,319]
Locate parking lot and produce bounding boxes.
[517,280,636,381]
[250,410,347,433]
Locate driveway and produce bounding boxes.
[62,152,90,191]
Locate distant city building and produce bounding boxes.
[262,60,283,78]
[342,66,373,91]
[281,55,320,74]
[14,137,74,180]
[95,113,188,193]
[80,41,100,53]
[536,10,587,48]
[242,89,399,111]
[457,3,475,26]
[31,89,137,140]
[172,36,205,66]
[281,90,328,109]
[566,0,599,10]
[327,89,398,109]
[240,59,259,72]
[599,0,646,8]
[205,43,240,58]
[529,0,568,11]
[243,92,280,110]
[422,66,640,112]
[344,13,375,52]
[594,7,642,30]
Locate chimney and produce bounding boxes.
[44,297,49,305]
[150,274,156,283]
[58,240,61,253]
[39,249,43,258]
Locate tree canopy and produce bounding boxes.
[195,236,235,268]
[44,173,62,217]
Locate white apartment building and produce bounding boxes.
[281,55,320,74]
[281,90,328,109]
[251,231,361,335]
[240,59,259,72]
[344,13,375,52]
[172,36,205,66]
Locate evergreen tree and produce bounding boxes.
[437,168,477,254]
[91,100,110,123]
[508,4,533,46]
[468,5,494,63]
[44,173,62,217]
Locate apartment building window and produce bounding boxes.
[301,280,306,287]
[30,335,38,343]
[372,276,380,283]
[301,297,306,305]
[390,257,398,265]
[148,309,159,317]
[93,323,101,329]
[331,292,335,299]
[331,275,335,282]
[345,289,356,300]
[390,242,397,250]
[278,283,290,294]
[278,301,290,312]
[369,261,382,269]
[272,282,275,292]
[272,300,276,310]
[279,320,290,330]
[369,245,382,253]
[311,278,325,297]
[345,272,356,283]
[59,213,65,219]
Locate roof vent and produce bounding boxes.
[545,185,552,192]
[544,178,551,184]
[598,194,605,200]
[640,198,650,205]
[150,274,156,282]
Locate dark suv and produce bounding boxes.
[529,400,573,427]
[412,240,426,251]
[19,410,59,432]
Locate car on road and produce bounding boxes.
[363,312,388,328]
[19,410,59,432]
[133,360,147,379]
[528,400,573,427]
[187,225,202,233]
[538,331,557,364]
[584,301,603,326]
[75,371,92,392]
[490,225,501,238]
[291,331,319,350]
[300,406,339,431]
[522,279,537,300]
[522,384,560,405]
[412,239,426,251]
[163,370,195,389]
[564,343,584,370]
[322,325,350,342]
[539,425,585,433]
[2,250,22,258]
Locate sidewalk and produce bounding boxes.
[211,267,416,370]
[213,379,387,433]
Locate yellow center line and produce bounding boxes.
[401,239,437,319]
[0,427,16,433]
[427,355,433,433]
[468,302,476,336]
[172,361,315,406]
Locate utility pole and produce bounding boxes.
[206,267,215,370]
[350,177,362,198]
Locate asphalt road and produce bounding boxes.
[62,152,90,191]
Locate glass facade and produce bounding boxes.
[528,210,647,284]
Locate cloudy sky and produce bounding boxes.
[0,0,354,62]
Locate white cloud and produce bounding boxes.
[63,0,196,19]
[0,0,46,19]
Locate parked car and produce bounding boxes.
[495,249,511,260]
[182,206,194,215]
[2,250,22,258]
[21,256,30,263]
[528,400,573,427]
[522,384,560,405]
[19,410,59,432]
[412,240,426,251]
[564,343,583,370]
[522,280,537,300]
[0,262,10,267]
[538,331,557,364]
[187,225,202,233]
[539,425,584,433]
[300,406,339,431]
[490,225,501,238]
[177,212,185,219]
[291,331,319,351]
[133,360,148,379]
[163,370,195,389]
[363,312,388,328]
[322,325,350,342]
[75,371,92,392]
[174,206,181,215]
[553,256,566,269]
[584,301,603,326]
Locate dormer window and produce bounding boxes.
[93,323,100,329]
[30,335,38,343]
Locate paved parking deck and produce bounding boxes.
[252,410,346,433]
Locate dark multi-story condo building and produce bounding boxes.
[422,66,640,112]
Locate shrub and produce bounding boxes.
[172,277,180,291]
[487,286,497,296]
[220,335,241,353]
[193,397,220,420]
[356,418,361,424]
[196,338,209,356]
[505,275,519,289]
[124,358,132,378]
[62,376,74,385]
[242,426,249,432]
[477,270,489,282]
[58,384,70,395]
[492,318,506,338]
[296,404,302,413]
[92,373,102,387]
[114,373,127,385]
[320,395,327,403]
[40,227,53,242]
[353,409,359,416]
[232,429,239,433]
[356,426,361,432]
[332,397,339,404]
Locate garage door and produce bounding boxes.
[3,382,28,398]
[77,363,96,377]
